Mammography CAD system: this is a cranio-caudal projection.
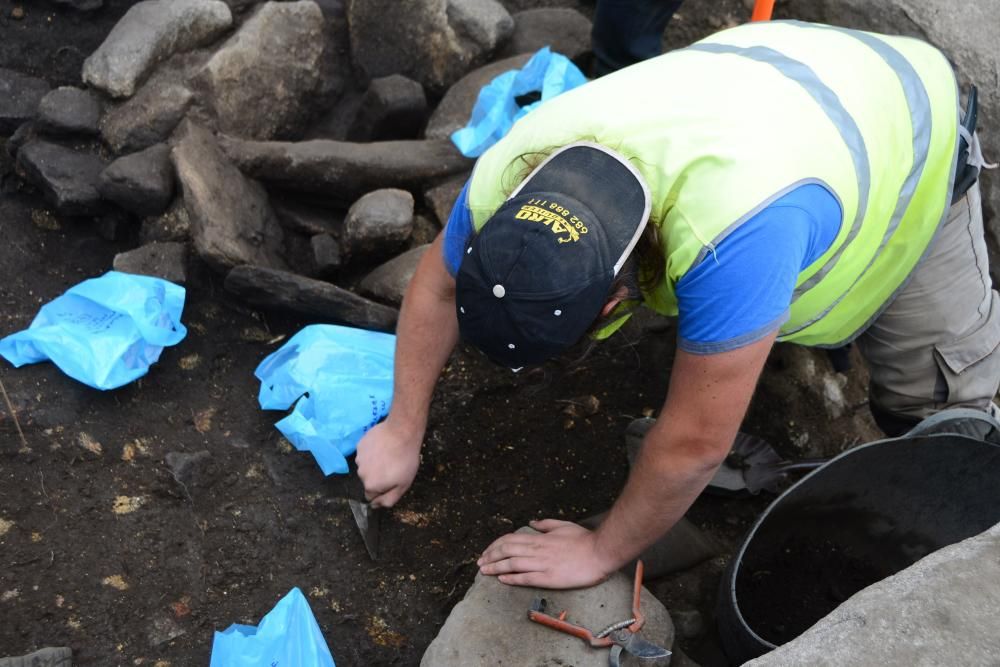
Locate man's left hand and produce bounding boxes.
[477,519,615,589]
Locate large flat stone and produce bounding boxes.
[421,528,674,666]
[171,120,285,272]
[16,141,107,216]
[0,68,50,136]
[224,265,398,331]
[83,0,232,98]
[218,136,472,204]
[198,1,326,139]
[747,522,1000,666]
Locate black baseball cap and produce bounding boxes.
[455,141,652,368]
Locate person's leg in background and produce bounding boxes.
[591,0,685,76]
[857,181,1000,437]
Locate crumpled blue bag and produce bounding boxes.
[0,271,187,390]
[255,324,395,475]
[210,587,336,667]
[451,47,588,157]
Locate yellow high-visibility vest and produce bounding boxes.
[467,21,959,346]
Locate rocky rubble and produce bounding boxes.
[0,0,568,334]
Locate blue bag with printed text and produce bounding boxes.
[209,587,336,667]
[0,271,187,390]
[451,47,588,157]
[255,324,395,475]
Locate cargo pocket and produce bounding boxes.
[933,293,1000,406]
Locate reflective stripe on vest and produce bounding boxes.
[466,21,958,347]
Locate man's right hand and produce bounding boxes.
[355,420,422,508]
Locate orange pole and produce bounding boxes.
[751,0,775,21]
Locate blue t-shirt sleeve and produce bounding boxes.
[442,181,473,277]
[675,184,842,354]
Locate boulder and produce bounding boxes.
[101,82,195,153]
[83,0,232,98]
[359,244,429,305]
[5,122,36,162]
[98,144,175,217]
[780,0,1000,271]
[310,233,342,276]
[747,522,1000,666]
[113,242,188,284]
[347,75,428,142]
[35,87,101,137]
[343,188,414,258]
[171,120,285,272]
[449,0,515,56]
[410,213,441,247]
[16,141,107,216]
[346,0,513,94]
[218,136,472,203]
[198,1,326,139]
[0,68,50,136]
[424,174,469,226]
[750,344,881,458]
[420,528,674,667]
[140,199,191,244]
[224,265,398,331]
[424,54,531,141]
[498,8,593,60]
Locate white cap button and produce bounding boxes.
[492,284,506,298]
[459,306,465,314]
[554,309,562,316]
[508,343,516,349]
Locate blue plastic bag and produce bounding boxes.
[451,47,588,157]
[0,271,187,390]
[210,588,336,667]
[255,324,395,475]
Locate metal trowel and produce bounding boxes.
[342,456,381,560]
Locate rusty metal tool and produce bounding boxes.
[527,561,671,667]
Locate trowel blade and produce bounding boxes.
[348,498,380,561]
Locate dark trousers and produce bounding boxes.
[591,0,685,76]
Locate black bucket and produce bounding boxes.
[716,416,1000,663]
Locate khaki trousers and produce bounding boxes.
[856,181,1000,435]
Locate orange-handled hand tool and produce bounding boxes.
[527,561,670,666]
